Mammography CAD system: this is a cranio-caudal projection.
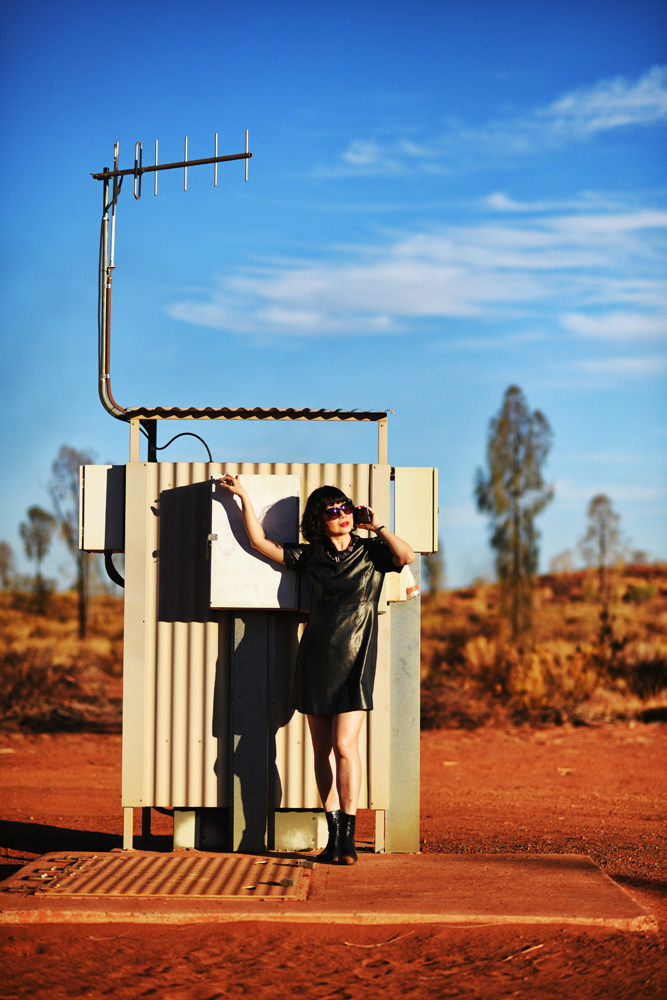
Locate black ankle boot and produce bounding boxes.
[318,809,341,863]
[338,812,358,865]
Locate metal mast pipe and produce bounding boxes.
[94,134,252,422]
[98,174,127,419]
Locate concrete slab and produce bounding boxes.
[0,852,657,932]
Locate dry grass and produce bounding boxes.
[421,564,667,729]
[0,592,122,731]
[2,564,666,732]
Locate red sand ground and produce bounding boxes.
[0,724,665,999]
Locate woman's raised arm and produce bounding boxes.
[362,507,415,567]
[218,474,286,565]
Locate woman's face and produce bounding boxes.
[322,498,354,537]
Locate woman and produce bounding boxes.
[218,475,415,864]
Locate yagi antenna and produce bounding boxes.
[92,130,250,194]
[92,132,252,420]
[91,130,390,463]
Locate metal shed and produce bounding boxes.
[84,136,438,856]
[80,447,436,855]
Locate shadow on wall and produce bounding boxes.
[155,478,303,851]
[158,481,299,620]
[210,483,300,611]
[158,481,213,624]
[218,611,301,852]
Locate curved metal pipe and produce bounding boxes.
[96,136,254,423]
[98,175,128,420]
[104,551,125,589]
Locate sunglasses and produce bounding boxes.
[323,500,354,521]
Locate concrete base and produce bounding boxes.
[0,853,656,932]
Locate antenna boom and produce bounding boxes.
[92,150,251,181]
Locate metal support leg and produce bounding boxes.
[378,418,388,465]
[129,419,141,462]
[123,807,134,850]
[142,420,157,462]
[173,810,196,849]
[374,809,386,853]
[141,806,152,840]
[386,557,421,853]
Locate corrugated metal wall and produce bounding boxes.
[121,461,391,814]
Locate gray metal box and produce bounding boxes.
[209,474,300,610]
[394,466,438,553]
[79,464,126,552]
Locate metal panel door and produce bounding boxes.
[209,474,300,610]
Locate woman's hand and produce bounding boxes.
[354,506,382,532]
[218,474,285,565]
[360,507,415,566]
[218,473,247,499]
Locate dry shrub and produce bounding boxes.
[0,648,77,728]
[0,592,123,731]
[505,642,599,716]
[421,564,667,729]
[608,636,667,699]
[421,631,667,729]
[624,582,657,604]
[460,635,513,697]
[448,638,600,725]
[0,646,120,731]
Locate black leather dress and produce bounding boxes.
[283,536,401,715]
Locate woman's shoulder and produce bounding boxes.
[359,536,384,553]
[282,541,312,569]
[359,535,401,572]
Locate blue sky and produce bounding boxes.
[1,0,665,588]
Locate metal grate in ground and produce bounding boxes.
[1,852,312,900]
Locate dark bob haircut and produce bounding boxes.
[301,485,354,544]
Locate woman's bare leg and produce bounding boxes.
[308,710,366,814]
[332,711,365,815]
[307,715,339,811]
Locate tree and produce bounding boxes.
[579,494,625,642]
[0,541,16,590]
[474,385,553,636]
[549,550,575,574]
[19,506,56,595]
[423,540,445,595]
[49,444,95,638]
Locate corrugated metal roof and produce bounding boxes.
[125,405,388,421]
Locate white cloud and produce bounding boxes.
[442,330,548,352]
[541,66,667,137]
[257,306,394,334]
[328,66,667,177]
[572,452,643,464]
[481,191,640,215]
[556,479,667,504]
[549,209,667,239]
[484,192,524,212]
[341,140,403,176]
[439,504,486,528]
[482,192,618,214]
[167,197,667,345]
[563,311,667,341]
[574,355,667,376]
[343,140,382,167]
